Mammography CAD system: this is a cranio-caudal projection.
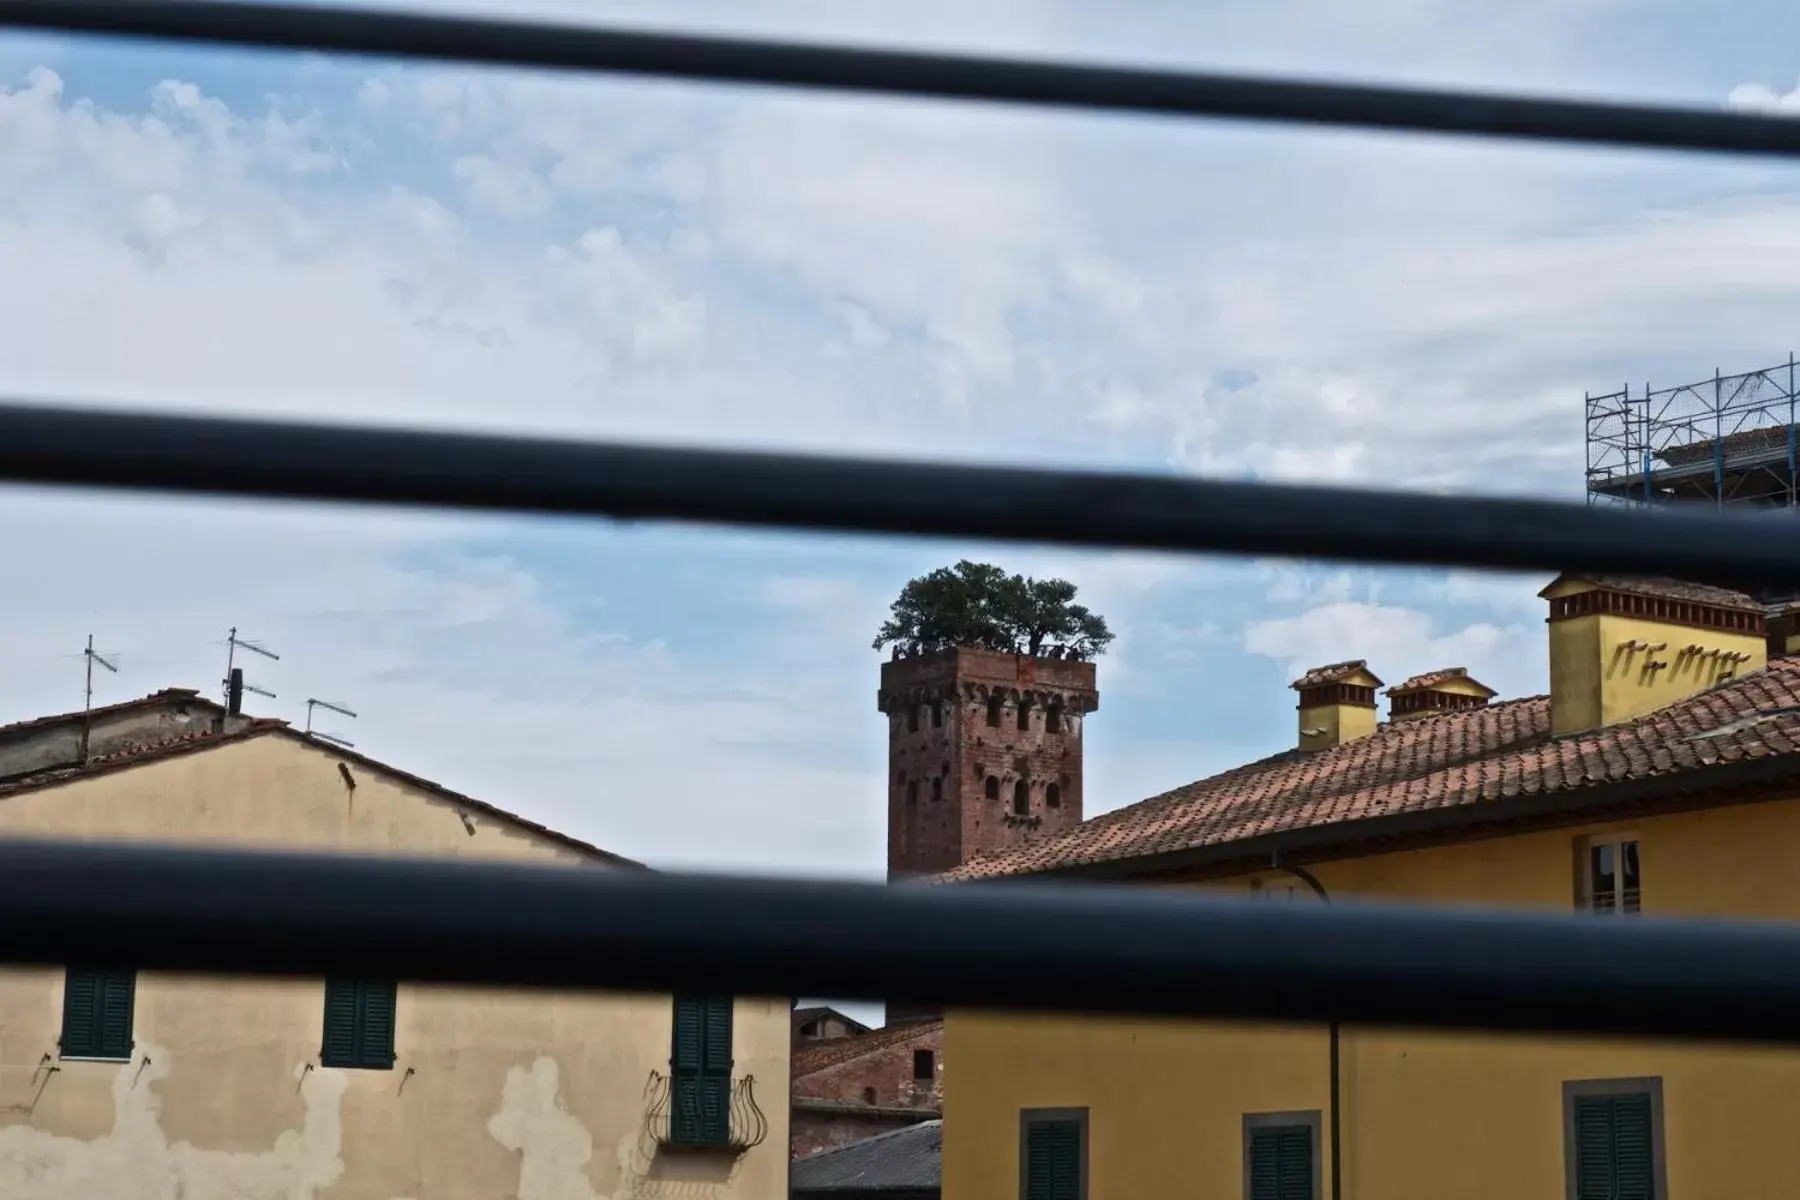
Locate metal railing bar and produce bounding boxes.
[5,1,1800,160]
[1,399,1798,584]
[3,837,1800,1044]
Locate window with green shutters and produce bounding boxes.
[669,995,733,1147]
[1247,1124,1315,1200]
[320,979,396,1070]
[1021,1112,1084,1200]
[1571,1091,1658,1200]
[60,967,135,1060]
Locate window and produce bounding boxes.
[931,777,944,802]
[914,1048,935,1079]
[1581,836,1641,915]
[906,780,918,806]
[1244,1112,1319,1200]
[60,967,134,1060]
[986,776,1000,800]
[1017,701,1032,732]
[932,703,943,728]
[1046,783,1062,808]
[1045,705,1062,734]
[1013,780,1030,815]
[670,995,733,1147]
[1565,1079,1664,1200]
[987,695,1003,727]
[863,1086,877,1104]
[322,979,397,1069]
[1021,1109,1085,1200]
[908,706,920,734]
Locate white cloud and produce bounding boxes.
[1728,79,1800,114]
[1243,601,1543,700]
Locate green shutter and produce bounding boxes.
[1250,1129,1280,1200]
[1276,1126,1312,1200]
[321,979,396,1070]
[670,996,733,1146]
[1573,1093,1655,1200]
[1249,1125,1312,1200]
[61,968,133,1060]
[1023,1119,1081,1200]
[1024,1123,1056,1200]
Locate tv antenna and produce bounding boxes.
[80,634,119,764]
[222,627,279,711]
[305,699,358,749]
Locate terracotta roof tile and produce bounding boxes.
[939,660,1800,882]
[1388,667,1496,697]
[1548,574,1760,612]
[1291,660,1381,689]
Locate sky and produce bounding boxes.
[6,0,1800,893]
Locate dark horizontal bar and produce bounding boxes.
[4,837,1800,1044]
[8,0,1800,160]
[3,399,1800,584]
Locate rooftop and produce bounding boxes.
[1388,667,1495,697]
[791,1120,942,1195]
[1291,659,1381,690]
[938,658,1800,882]
[794,1019,943,1081]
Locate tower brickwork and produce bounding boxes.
[877,647,1099,881]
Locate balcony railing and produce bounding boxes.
[645,1069,769,1153]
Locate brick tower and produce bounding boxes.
[877,647,1099,881]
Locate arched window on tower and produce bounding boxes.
[1017,701,1032,732]
[907,705,920,734]
[984,776,999,801]
[1046,783,1062,808]
[1013,779,1029,815]
[986,695,1003,727]
[931,703,943,729]
[1045,703,1063,734]
[906,780,918,806]
[931,777,943,802]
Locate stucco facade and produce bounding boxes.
[943,799,1800,1198]
[0,722,789,1200]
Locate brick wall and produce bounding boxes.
[879,648,1099,880]
[791,1021,943,1158]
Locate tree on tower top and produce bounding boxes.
[872,560,1113,660]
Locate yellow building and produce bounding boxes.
[0,687,789,1200]
[938,574,1800,1200]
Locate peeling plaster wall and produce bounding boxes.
[0,736,789,1200]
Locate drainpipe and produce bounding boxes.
[1272,853,1340,1200]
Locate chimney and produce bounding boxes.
[1291,660,1383,751]
[1386,667,1495,721]
[1541,574,1766,737]
[227,668,245,717]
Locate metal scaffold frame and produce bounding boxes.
[1587,356,1800,512]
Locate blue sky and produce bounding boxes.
[6,0,1800,888]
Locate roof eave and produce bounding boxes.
[987,749,1800,885]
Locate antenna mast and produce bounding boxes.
[305,698,358,748]
[223,627,280,712]
[80,634,119,764]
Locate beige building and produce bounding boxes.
[0,688,789,1200]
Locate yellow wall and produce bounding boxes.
[1543,583,1765,735]
[944,798,1800,1199]
[1296,702,1378,752]
[0,734,789,1200]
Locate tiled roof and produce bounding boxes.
[939,659,1800,881]
[0,689,639,868]
[1549,574,1760,611]
[791,1120,942,1194]
[794,1005,872,1037]
[1389,667,1495,697]
[1291,660,1381,689]
[0,688,205,739]
[794,1020,943,1081]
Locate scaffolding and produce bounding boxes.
[1587,356,1800,511]
[1586,356,1800,604]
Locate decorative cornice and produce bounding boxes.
[1546,586,1765,636]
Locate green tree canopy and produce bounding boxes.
[873,560,1114,660]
